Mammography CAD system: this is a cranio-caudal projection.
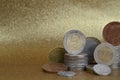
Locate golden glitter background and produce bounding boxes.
[0,0,120,65]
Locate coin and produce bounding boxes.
[82,37,101,64]
[94,42,116,66]
[58,71,76,77]
[103,21,120,46]
[93,64,111,76]
[63,30,86,55]
[49,47,67,63]
[42,63,68,73]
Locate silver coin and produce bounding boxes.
[93,64,111,76]
[58,71,76,77]
[82,37,101,64]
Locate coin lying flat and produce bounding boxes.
[42,63,68,73]
[103,21,120,46]
[58,71,76,77]
[93,64,111,76]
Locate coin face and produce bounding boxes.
[94,42,116,65]
[103,21,120,46]
[64,30,86,55]
[42,63,68,73]
[93,64,111,76]
[67,33,82,51]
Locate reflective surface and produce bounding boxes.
[0,65,119,80]
[0,0,120,65]
[0,0,120,79]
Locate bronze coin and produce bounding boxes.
[42,63,68,73]
[103,21,120,46]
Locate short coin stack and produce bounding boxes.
[64,53,88,71]
[111,46,120,68]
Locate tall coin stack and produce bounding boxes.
[64,53,88,71]
[63,30,88,71]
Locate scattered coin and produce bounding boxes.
[103,21,120,46]
[93,64,111,76]
[58,71,76,77]
[42,63,68,73]
[49,48,67,63]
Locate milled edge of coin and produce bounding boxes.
[94,42,117,65]
[57,71,76,77]
[93,64,111,76]
[63,30,86,55]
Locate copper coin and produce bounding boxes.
[42,63,68,73]
[103,21,120,46]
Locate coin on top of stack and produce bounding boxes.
[63,30,86,55]
[63,30,88,71]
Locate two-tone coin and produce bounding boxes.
[63,30,86,55]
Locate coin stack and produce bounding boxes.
[64,53,88,71]
[111,46,120,69]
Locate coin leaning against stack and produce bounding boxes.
[64,53,88,71]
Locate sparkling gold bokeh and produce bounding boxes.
[0,0,120,65]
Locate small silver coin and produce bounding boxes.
[93,64,111,76]
[58,71,76,77]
